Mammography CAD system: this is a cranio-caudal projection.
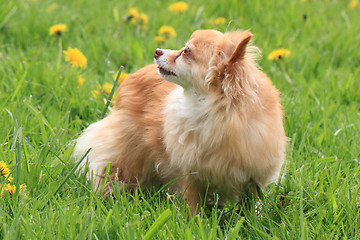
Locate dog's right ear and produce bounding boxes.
[227,32,253,65]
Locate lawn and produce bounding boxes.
[1,0,359,239]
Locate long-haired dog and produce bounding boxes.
[73,29,286,214]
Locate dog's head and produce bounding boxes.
[154,29,257,98]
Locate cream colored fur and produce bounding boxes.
[73,29,286,214]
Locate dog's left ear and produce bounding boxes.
[227,32,253,65]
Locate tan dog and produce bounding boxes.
[73,29,286,214]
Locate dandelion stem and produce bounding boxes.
[56,38,62,69]
[279,61,293,84]
[113,23,122,38]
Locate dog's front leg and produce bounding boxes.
[180,178,203,216]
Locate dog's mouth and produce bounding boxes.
[158,67,177,77]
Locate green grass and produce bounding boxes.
[1,0,360,239]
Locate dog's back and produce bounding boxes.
[74,64,176,192]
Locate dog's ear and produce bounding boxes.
[227,32,253,65]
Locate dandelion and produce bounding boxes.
[0,161,10,179]
[91,90,99,99]
[168,1,188,13]
[0,161,26,198]
[139,13,148,25]
[269,49,292,84]
[139,13,149,30]
[113,71,129,84]
[1,184,16,196]
[158,26,177,37]
[77,75,85,87]
[124,8,148,30]
[49,24,67,36]
[0,160,13,182]
[1,184,25,197]
[129,8,139,19]
[63,47,87,68]
[210,17,226,25]
[102,82,114,95]
[268,48,291,60]
[127,8,139,24]
[156,26,176,43]
[155,36,166,43]
[51,24,68,68]
[349,0,358,8]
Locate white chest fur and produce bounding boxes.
[163,87,250,187]
[162,85,285,198]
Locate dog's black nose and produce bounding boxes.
[154,48,164,59]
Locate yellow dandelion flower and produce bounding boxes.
[102,82,114,95]
[349,0,358,8]
[77,75,85,87]
[268,48,291,60]
[155,36,166,43]
[1,184,25,197]
[63,47,87,68]
[129,8,139,19]
[0,161,10,178]
[49,24,67,36]
[127,8,139,24]
[91,90,99,99]
[0,160,7,169]
[210,17,226,25]
[113,71,129,84]
[1,183,16,196]
[158,26,176,37]
[139,13,148,25]
[168,1,188,13]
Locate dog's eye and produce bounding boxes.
[183,47,191,56]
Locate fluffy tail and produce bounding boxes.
[72,111,124,192]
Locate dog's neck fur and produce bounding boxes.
[163,82,251,156]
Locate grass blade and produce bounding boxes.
[101,162,112,193]
[143,209,172,240]
[101,66,123,118]
[11,71,27,102]
[23,99,55,139]
[0,5,17,29]
[197,215,206,240]
[53,148,91,196]
[227,217,245,240]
